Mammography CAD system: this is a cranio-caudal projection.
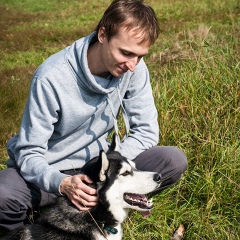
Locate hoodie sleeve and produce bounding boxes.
[13,76,67,193]
[120,59,159,160]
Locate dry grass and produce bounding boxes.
[149,25,216,65]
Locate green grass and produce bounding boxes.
[0,0,239,239]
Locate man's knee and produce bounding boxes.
[0,187,28,231]
[0,183,28,215]
[134,145,188,174]
[148,146,188,195]
[0,168,29,229]
[166,146,188,174]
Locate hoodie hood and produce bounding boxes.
[65,32,122,95]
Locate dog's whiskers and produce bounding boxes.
[72,185,108,240]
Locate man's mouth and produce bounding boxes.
[117,65,127,74]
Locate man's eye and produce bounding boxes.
[122,51,131,56]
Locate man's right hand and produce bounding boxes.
[60,174,99,211]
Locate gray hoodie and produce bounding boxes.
[6,32,159,193]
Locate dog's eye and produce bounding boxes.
[121,170,131,176]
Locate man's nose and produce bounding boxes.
[126,57,139,72]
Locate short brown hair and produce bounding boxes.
[95,0,160,45]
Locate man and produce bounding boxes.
[0,0,187,231]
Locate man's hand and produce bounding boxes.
[60,174,98,211]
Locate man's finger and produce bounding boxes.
[72,199,91,211]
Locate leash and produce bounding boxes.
[71,185,117,239]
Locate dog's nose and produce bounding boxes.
[153,173,162,183]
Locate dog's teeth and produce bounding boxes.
[147,198,153,206]
[124,194,153,208]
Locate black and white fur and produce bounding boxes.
[4,136,162,239]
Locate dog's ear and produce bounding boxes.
[99,150,109,182]
[108,133,120,153]
[81,150,109,182]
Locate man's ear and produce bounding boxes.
[98,27,107,43]
[99,150,109,182]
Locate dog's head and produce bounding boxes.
[81,135,161,222]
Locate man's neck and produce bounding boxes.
[87,41,109,78]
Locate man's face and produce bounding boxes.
[98,26,150,77]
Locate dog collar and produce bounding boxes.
[103,225,118,235]
[94,221,118,235]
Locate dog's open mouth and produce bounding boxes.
[124,193,153,217]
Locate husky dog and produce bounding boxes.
[4,136,161,240]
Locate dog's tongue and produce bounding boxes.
[141,210,151,218]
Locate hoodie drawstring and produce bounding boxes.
[107,86,129,146]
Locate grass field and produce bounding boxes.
[0,0,239,239]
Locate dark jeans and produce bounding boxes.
[0,146,187,230]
